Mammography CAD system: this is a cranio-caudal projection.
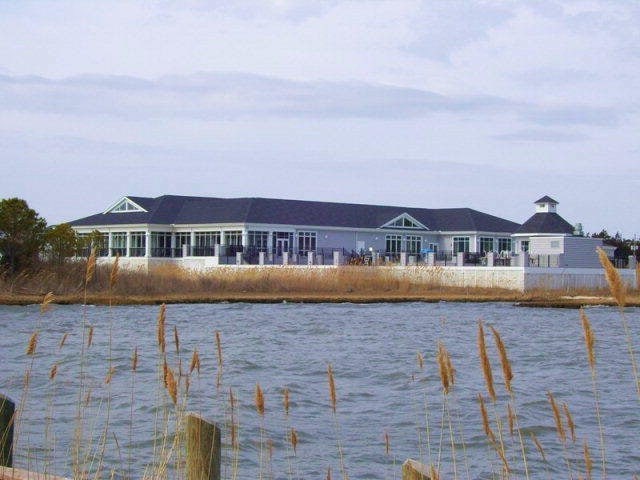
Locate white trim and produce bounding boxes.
[380,213,429,230]
[102,197,148,214]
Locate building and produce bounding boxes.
[511,196,613,268]
[69,195,520,266]
[69,194,614,269]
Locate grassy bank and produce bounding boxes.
[1,261,639,308]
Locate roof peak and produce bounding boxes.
[534,195,559,204]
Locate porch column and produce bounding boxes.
[267,231,274,261]
[126,232,131,257]
[145,231,151,258]
[108,232,113,257]
[190,231,196,256]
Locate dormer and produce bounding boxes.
[103,197,147,214]
[381,213,428,230]
[534,195,558,213]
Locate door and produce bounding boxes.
[276,238,289,256]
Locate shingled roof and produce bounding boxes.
[514,212,574,235]
[534,195,559,204]
[69,195,521,233]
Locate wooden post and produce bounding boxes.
[402,459,431,480]
[185,413,220,480]
[0,395,14,468]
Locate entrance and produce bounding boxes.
[276,238,289,256]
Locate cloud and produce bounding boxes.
[492,130,589,143]
[521,105,624,127]
[404,1,514,61]
[0,72,511,121]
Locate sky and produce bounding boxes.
[0,0,638,236]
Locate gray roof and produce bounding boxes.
[69,195,521,233]
[534,195,559,204]
[514,212,574,235]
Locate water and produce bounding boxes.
[0,302,638,479]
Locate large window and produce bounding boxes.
[224,231,243,255]
[498,238,512,253]
[194,231,220,256]
[111,232,127,256]
[151,232,172,257]
[175,232,191,257]
[479,237,494,254]
[248,231,269,251]
[386,235,402,254]
[297,231,317,254]
[224,231,242,246]
[453,236,470,253]
[130,232,146,257]
[406,235,422,254]
[111,199,142,213]
[77,232,108,257]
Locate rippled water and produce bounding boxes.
[1,302,639,479]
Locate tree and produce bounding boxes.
[44,223,78,265]
[0,198,48,271]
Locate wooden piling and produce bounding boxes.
[402,459,431,480]
[185,413,220,480]
[0,466,71,480]
[0,395,14,468]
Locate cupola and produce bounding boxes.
[534,195,558,213]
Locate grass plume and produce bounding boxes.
[597,247,626,307]
[477,321,496,402]
[490,326,512,394]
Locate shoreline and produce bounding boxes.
[1,292,635,309]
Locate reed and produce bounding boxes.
[255,383,266,480]
[580,308,606,477]
[327,364,348,480]
[562,402,575,444]
[477,321,496,402]
[583,440,593,480]
[597,248,626,307]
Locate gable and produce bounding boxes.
[380,213,429,230]
[103,197,148,214]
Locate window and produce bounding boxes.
[194,231,220,256]
[130,232,146,257]
[386,235,402,254]
[224,231,243,246]
[248,231,269,250]
[453,237,470,253]
[175,232,191,257]
[151,232,172,257]
[520,240,530,253]
[479,237,494,254]
[406,235,422,254]
[111,199,144,213]
[498,238,512,253]
[550,240,560,249]
[77,232,108,256]
[111,232,127,256]
[297,231,317,254]
[383,214,425,229]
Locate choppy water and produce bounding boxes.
[0,302,639,479]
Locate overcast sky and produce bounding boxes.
[1,1,638,235]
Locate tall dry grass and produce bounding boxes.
[1,261,530,302]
